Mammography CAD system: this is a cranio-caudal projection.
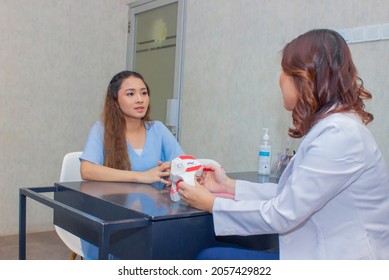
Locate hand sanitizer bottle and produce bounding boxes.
[258,128,271,175]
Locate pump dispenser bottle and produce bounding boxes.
[258,128,271,175]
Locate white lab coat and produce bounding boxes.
[213,113,389,259]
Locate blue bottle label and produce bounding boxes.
[259,151,270,157]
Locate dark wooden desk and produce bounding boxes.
[19,171,278,259]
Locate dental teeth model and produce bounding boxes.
[169,155,203,202]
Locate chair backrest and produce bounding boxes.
[59,151,83,182]
[56,151,84,258]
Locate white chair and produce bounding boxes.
[55,151,84,260]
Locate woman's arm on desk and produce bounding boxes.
[80,160,171,184]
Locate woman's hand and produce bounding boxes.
[139,161,172,185]
[200,164,236,195]
[178,179,215,213]
[81,160,173,185]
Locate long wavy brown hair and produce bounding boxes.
[102,70,151,170]
[281,29,373,138]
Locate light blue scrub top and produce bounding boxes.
[79,120,184,259]
[81,120,184,174]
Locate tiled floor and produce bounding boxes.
[0,230,77,260]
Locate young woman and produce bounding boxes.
[80,70,184,259]
[179,29,389,260]
[80,70,184,186]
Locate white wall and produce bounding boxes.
[180,0,389,174]
[1,0,388,236]
[0,0,130,236]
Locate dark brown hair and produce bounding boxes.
[281,29,373,138]
[102,70,151,170]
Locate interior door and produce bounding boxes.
[127,0,185,140]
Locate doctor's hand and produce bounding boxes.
[178,180,215,213]
[200,164,236,195]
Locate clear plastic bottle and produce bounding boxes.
[258,128,271,175]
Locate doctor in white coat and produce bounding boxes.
[179,29,389,260]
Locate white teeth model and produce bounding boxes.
[170,155,203,203]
